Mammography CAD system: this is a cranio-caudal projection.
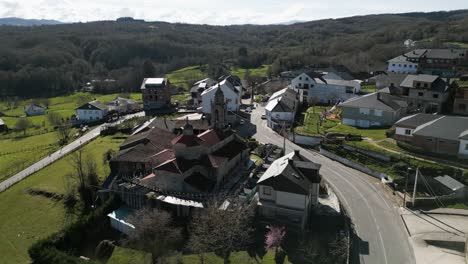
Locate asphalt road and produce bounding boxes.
[250,105,415,264]
[0,112,145,193]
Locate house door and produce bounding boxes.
[303,83,309,90]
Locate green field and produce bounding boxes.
[0,134,127,264]
[445,42,468,48]
[360,84,377,93]
[0,92,141,137]
[166,66,206,90]
[168,250,290,264]
[295,106,339,136]
[230,64,270,78]
[0,132,60,181]
[107,246,152,264]
[327,124,388,141]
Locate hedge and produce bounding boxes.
[28,195,121,264]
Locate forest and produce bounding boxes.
[1,9,468,98]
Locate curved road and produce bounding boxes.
[0,112,145,193]
[251,106,414,264]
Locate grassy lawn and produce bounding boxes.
[377,140,406,152]
[295,106,339,136]
[107,246,152,264]
[327,124,388,141]
[0,132,60,181]
[360,84,377,93]
[0,92,141,137]
[171,93,190,104]
[445,42,468,48]
[166,66,206,90]
[0,134,127,264]
[230,65,270,78]
[168,250,290,264]
[250,154,263,166]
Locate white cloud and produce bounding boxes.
[1,0,468,24]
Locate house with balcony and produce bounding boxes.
[453,87,468,115]
[257,150,322,230]
[398,74,454,113]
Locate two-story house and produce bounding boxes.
[387,49,468,77]
[290,72,361,105]
[257,150,322,230]
[141,78,172,114]
[394,114,468,159]
[265,88,298,130]
[339,92,407,128]
[201,78,240,123]
[189,78,217,108]
[107,97,140,114]
[399,74,454,113]
[76,100,109,123]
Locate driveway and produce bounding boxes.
[251,105,415,264]
[0,112,145,192]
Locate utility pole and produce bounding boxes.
[412,167,419,207]
[403,167,411,207]
[282,121,286,155]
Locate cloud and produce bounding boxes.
[1,0,468,25]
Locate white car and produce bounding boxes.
[261,114,266,119]
[245,107,252,113]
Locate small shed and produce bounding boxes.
[107,206,135,235]
[433,175,466,198]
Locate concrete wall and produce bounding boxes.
[412,134,460,156]
[289,133,322,146]
[343,144,392,162]
[320,147,390,180]
[276,191,307,210]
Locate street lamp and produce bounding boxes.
[403,167,412,207]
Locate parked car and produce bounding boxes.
[246,107,252,113]
[261,114,266,119]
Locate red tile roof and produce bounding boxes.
[171,134,204,147]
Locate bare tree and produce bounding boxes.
[15,118,32,135]
[127,208,182,262]
[188,196,255,264]
[41,98,51,109]
[69,149,99,209]
[246,75,264,102]
[48,112,71,145]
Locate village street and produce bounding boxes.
[250,104,415,264]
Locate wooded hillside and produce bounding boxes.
[1,10,468,98]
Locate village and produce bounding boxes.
[1,47,468,264]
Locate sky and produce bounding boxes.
[1,0,468,25]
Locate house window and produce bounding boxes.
[418,92,424,97]
[299,77,302,80]
[465,144,468,150]
[306,77,309,81]
[263,186,272,195]
[359,108,370,115]
[374,110,383,117]
[405,129,411,135]
[409,65,413,68]
[427,138,433,142]
[424,84,428,88]
[433,94,439,99]
[404,64,407,68]
[416,83,421,87]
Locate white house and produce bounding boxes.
[387,55,418,74]
[290,72,361,105]
[265,88,298,130]
[257,151,321,230]
[24,104,46,116]
[201,79,240,114]
[76,100,109,123]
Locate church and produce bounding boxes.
[105,88,250,213]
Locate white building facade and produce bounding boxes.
[201,80,240,114]
[76,100,109,122]
[387,55,419,74]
